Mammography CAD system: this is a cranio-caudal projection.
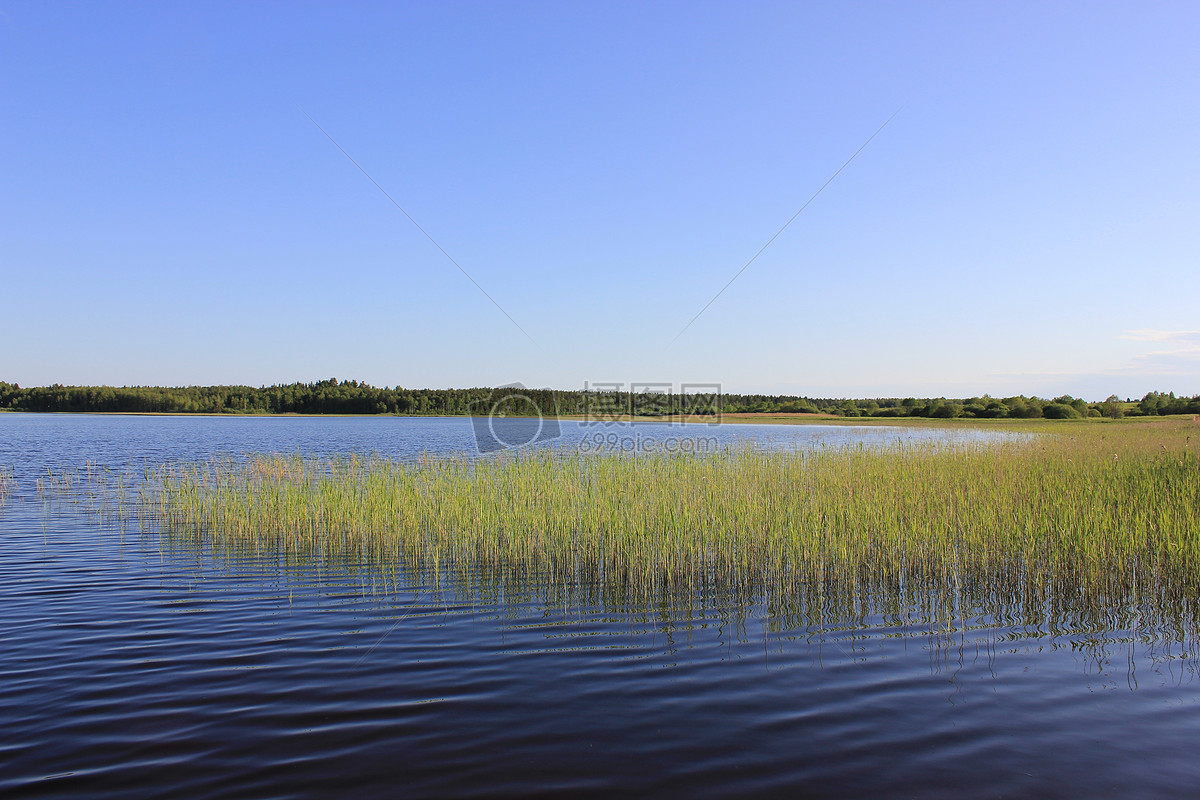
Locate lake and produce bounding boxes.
[0,414,1196,798]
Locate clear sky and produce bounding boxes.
[3,1,1197,399]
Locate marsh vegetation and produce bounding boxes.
[16,417,1198,652]
[91,419,1194,646]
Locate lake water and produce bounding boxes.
[0,414,1196,798]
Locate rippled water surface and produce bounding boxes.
[1,415,1197,798]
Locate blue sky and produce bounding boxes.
[2,1,1197,399]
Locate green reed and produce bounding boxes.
[131,419,1200,640]
[0,465,14,505]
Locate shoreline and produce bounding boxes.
[1,408,1192,429]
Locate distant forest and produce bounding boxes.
[2,380,1198,420]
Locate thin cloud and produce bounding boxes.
[1116,328,1200,377]
[1120,329,1200,343]
[1121,346,1200,374]
[978,330,1200,385]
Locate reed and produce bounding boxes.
[0,465,14,504]
[133,419,1200,638]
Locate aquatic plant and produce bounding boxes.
[0,465,14,504]
[129,420,1200,642]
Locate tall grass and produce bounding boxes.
[136,419,1200,639]
[0,466,14,505]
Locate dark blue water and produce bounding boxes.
[0,415,1196,798]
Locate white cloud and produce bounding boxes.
[1115,329,1200,378]
[1120,328,1200,343]
[967,330,1200,399]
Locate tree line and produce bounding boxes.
[0,380,1196,419]
[724,391,1198,419]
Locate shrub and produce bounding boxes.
[1043,402,1081,419]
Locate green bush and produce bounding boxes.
[1043,402,1081,419]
